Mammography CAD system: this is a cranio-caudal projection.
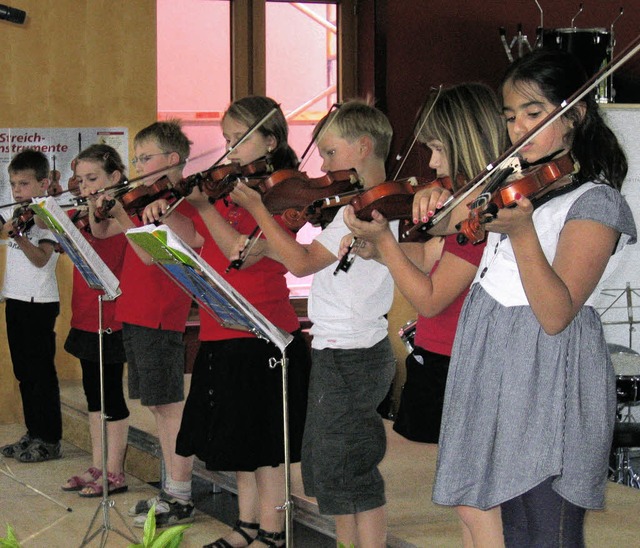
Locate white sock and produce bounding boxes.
[164,478,192,502]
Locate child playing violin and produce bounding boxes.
[141,96,311,548]
[89,121,197,527]
[341,84,506,458]
[414,49,636,547]
[1,149,62,463]
[61,144,129,497]
[229,99,396,548]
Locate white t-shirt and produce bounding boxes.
[2,223,59,303]
[308,206,396,350]
[475,182,635,308]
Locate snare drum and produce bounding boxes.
[611,351,640,405]
[541,28,610,76]
[398,319,417,353]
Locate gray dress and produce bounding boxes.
[432,183,637,510]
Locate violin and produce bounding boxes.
[201,157,273,201]
[70,207,91,234]
[280,187,364,231]
[48,155,63,196]
[332,176,453,274]
[350,176,454,222]
[92,181,135,222]
[251,168,361,221]
[456,153,578,245]
[7,206,36,238]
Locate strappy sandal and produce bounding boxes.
[61,466,102,491]
[16,439,61,463]
[78,471,128,498]
[203,519,260,548]
[252,529,285,548]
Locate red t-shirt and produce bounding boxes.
[68,211,127,333]
[114,201,200,332]
[197,200,300,341]
[413,234,486,356]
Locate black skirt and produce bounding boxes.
[64,327,126,363]
[176,331,311,472]
[393,346,450,443]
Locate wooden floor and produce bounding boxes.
[1,378,640,547]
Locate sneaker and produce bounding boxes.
[16,439,62,463]
[1,433,33,458]
[128,493,161,516]
[132,490,194,528]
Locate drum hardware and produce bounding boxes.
[398,319,417,353]
[499,2,624,103]
[609,422,640,489]
[599,283,639,350]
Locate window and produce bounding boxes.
[157,0,355,295]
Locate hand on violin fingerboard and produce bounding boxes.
[142,199,170,224]
[229,181,263,212]
[343,205,391,244]
[412,186,452,225]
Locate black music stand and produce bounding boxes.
[31,197,137,547]
[126,224,295,547]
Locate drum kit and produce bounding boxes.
[609,344,640,488]
[499,3,624,102]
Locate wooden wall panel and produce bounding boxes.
[0,0,156,423]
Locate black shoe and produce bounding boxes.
[16,439,62,463]
[253,529,285,548]
[203,519,260,547]
[1,434,33,458]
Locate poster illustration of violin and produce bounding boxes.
[0,126,128,207]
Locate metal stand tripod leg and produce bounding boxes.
[80,294,137,547]
[271,350,293,548]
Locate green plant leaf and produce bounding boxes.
[150,525,191,547]
[143,504,157,545]
[0,524,21,548]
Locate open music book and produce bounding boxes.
[126,224,293,352]
[30,197,121,300]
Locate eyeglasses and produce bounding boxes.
[131,152,171,166]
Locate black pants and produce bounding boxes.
[501,477,586,547]
[6,299,62,443]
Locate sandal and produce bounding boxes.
[252,529,285,548]
[61,467,102,491]
[78,471,128,498]
[203,519,260,547]
[16,439,61,463]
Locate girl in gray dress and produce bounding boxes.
[414,49,636,547]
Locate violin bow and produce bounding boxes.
[296,102,341,172]
[390,85,443,181]
[158,105,281,221]
[226,226,263,273]
[409,30,640,238]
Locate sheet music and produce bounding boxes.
[126,224,292,352]
[30,197,121,300]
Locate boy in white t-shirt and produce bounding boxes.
[230,100,397,548]
[1,149,61,463]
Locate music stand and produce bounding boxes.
[31,197,137,547]
[126,224,295,547]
